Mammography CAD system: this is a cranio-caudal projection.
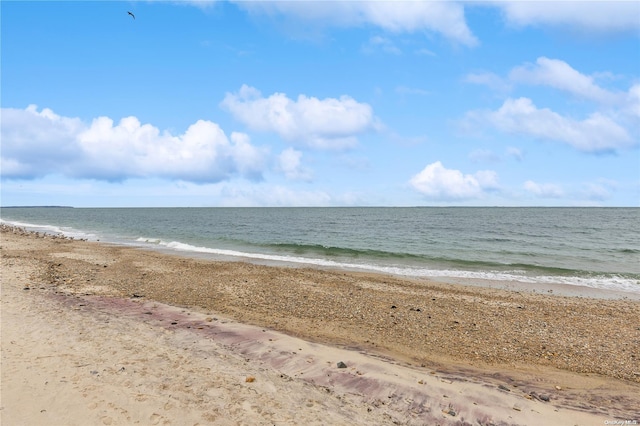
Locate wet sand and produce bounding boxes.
[2,226,639,425]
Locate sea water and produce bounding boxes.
[1,207,638,294]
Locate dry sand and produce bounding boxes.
[1,226,639,425]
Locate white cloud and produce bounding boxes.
[494,1,640,34]
[463,58,639,153]
[464,97,635,153]
[233,1,478,46]
[277,148,312,181]
[0,105,84,178]
[228,132,268,180]
[182,1,639,48]
[626,84,640,119]
[509,57,619,104]
[1,105,268,183]
[221,85,380,150]
[467,57,630,105]
[409,161,498,201]
[524,180,565,198]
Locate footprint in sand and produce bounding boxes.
[150,413,164,425]
[101,416,113,425]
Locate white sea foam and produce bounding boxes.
[3,213,638,295]
[132,238,640,295]
[0,219,96,240]
[1,219,65,234]
[136,237,163,244]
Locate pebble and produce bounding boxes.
[444,407,456,416]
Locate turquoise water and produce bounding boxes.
[2,207,639,294]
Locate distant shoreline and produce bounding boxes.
[1,206,74,209]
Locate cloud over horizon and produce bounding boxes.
[409,161,499,201]
[1,105,268,183]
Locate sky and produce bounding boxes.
[1,1,639,207]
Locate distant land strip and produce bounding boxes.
[1,206,74,208]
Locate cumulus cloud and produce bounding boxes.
[233,1,478,46]
[1,105,268,183]
[464,97,634,153]
[277,148,312,181]
[1,105,84,178]
[523,180,565,199]
[493,1,640,34]
[227,132,268,180]
[221,85,380,150]
[409,161,499,201]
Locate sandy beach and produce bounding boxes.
[1,226,639,425]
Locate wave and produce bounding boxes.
[617,248,640,254]
[1,218,66,234]
[264,242,425,260]
[4,219,637,295]
[260,242,619,278]
[0,219,97,240]
[132,237,640,294]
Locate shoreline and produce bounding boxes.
[3,219,639,300]
[2,226,640,424]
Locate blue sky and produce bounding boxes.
[2,1,639,207]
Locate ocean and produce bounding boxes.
[1,207,639,295]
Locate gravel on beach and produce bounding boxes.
[3,224,639,384]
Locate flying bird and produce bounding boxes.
[128,11,135,20]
